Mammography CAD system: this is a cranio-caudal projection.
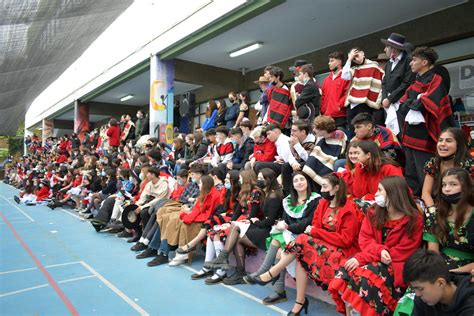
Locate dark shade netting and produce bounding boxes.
[0,0,133,135]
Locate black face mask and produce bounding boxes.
[320,191,335,201]
[441,192,462,204]
[256,179,266,189]
[440,154,456,161]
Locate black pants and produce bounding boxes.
[334,117,348,131]
[94,196,115,223]
[254,161,282,176]
[347,103,373,139]
[404,147,434,197]
[140,206,151,228]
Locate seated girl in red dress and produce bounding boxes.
[329,176,423,316]
[253,173,362,315]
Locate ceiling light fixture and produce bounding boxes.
[120,94,134,102]
[229,42,263,58]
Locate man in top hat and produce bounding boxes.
[381,32,416,137]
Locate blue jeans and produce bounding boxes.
[149,226,161,250]
[334,159,347,171]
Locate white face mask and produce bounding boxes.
[374,195,386,208]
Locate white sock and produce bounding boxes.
[214,240,224,256]
[204,237,216,262]
[142,238,149,246]
[216,268,226,277]
[139,237,145,243]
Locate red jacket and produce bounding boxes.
[321,71,350,118]
[310,198,361,258]
[354,209,423,287]
[107,125,121,147]
[56,154,68,163]
[253,138,277,162]
[35,186,50,201]
[179,186,225,224]
[352,163,403,200]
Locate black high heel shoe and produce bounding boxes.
[254,270,279,286]
[287,297,309,316]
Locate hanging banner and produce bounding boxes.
[74,101,89,142]
[42,119,54,143]
[149,55,174,143]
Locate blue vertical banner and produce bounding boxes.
[149,55,174,144]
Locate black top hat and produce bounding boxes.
[121,204,140,229]
[381,33,409,51]
[289,60,308,72]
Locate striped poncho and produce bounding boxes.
[344,59,383,109]
[303,130,347,185]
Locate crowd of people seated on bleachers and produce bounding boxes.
[5,33,474,316]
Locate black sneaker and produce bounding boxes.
[205,274,225,285]
[130,242,147,252]
[127,235,140,243]
[136,248,157,259]
[223,269,246,285]
[262,291,287,305]
[14,196,21,204]
[117,230,133,238]
[191,269,213,280]
[147,254,168,267]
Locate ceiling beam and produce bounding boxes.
[159,0,285,60]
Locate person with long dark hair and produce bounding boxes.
[244,172,320,305]
[424,168,474,272]
[201,100,218,131]
[252,174,361,315]
[422,128,473,209]
[329,176,423,316]
[204,168,283,285]
[216,99,227,127]
[233,91,250,128]
[350,141,403,209]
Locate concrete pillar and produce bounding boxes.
[149,55,174,144]
[74,100,90,142]
[42,119,54,144]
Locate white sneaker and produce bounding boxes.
[168,253,188,266]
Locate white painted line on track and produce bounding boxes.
[0,274,95,298]
[181,265,286,315]
[0,284,49,297]
[0,261,81,275]
[0,267,38,275]
[79,261,150,316]
[1,196,34,222]
[58,275,96,284]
